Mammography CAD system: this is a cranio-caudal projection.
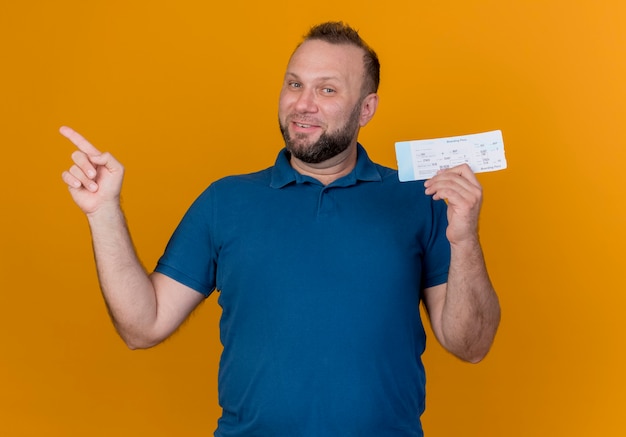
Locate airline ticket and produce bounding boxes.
[395,130,507,181]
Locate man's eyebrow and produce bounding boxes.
[284,72,341,82]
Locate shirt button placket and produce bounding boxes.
[317,187,333,220]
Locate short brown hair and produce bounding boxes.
[300,21,380,95]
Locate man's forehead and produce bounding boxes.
[291,39,364,59]
[287,40,365,77]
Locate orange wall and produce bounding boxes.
[2,1,625,435]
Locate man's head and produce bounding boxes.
[278,22,380,165]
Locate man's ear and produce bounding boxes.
[359,93,379,127]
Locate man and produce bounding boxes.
[61,22,500,437]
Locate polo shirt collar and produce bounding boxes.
[270,143,382,189]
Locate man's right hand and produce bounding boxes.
[60,126,124,215]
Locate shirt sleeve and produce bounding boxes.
[420,197,451,289]
[154,185,217,297]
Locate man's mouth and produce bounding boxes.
[292,119,323,130]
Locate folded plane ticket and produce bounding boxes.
[395,130,507,181]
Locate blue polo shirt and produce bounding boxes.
[155,144,450,437]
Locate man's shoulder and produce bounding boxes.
[210,166,274,190]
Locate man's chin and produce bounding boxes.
[290,130,321,145]
[286,145,314,161]
[286,137,320,156]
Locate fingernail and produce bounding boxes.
[89,183,98,191]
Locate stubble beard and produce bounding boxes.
[279,101,362,164]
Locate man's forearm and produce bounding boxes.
[440,238,501,363]
[87,205,160,349]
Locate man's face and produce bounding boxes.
[278,40,368,164]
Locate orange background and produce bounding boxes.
[2,1,625,435]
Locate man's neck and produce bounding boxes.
[289,144,358,186]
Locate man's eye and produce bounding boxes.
[322,88,336,94]
[290,82,302,88]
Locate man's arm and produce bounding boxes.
[60,126,204,349]
[422,164,501,363]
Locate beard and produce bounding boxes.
[279,100,362,164]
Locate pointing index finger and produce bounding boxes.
[59,126,102,156]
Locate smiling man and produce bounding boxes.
[61,22,500,437]
[279,36,378,173]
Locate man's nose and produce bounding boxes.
[294,88,317,113]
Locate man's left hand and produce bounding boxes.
[424,164,482,245]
